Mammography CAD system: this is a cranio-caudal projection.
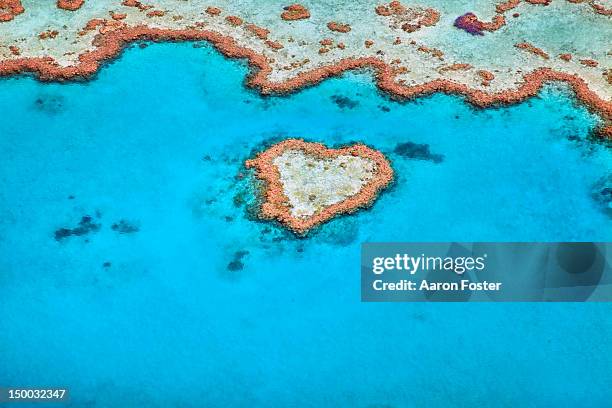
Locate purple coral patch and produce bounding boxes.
[454,13,484,35]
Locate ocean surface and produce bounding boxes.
[0,42,611,407]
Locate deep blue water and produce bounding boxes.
[1,42,611,407]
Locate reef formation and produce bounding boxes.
[57,0,85,11]
[0,0,610,135]
[0,0,23,22]
[454,12,506,35]
[245,139,393,234]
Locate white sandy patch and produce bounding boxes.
[273,149,376,218]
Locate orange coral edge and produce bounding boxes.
[245,139,394,234]
[57,0,85,11]
[0,25,610,133]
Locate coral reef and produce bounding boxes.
[205,6,221,16]
[394,142,443,163]
[376,1,439,32]
[327,22,351,33]
[515,42,549,59]
[477,70,495,86]
[454,12,505,35]
[245,24,269,40]
[0,0,609,135]
[225,15,243,26]
[438,63,472,74]
[245,139,393,234]
[57,0,84,11]
[54,215,101,241]
[496,0,520,13]
[281,4,310,21]
[0,0,23,22]
[580,59,598,67]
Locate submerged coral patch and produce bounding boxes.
[54,215,101,241]
[111,219,139,234]
[33,94,65,114]
[394,142,444,163]
[331,94,359,109]
[592,176,612,217]
[226,250,250,272]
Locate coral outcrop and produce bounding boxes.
[281,4,310,21]
[245,139,393,234]
[0,0,23,22]
[376,1,440,32]
[57,0,84,11]
[454,12,505,35]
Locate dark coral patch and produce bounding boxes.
[454,13,484,35]
[233,192,246,207]
[226,250,250,271]
[227,260,243,271]
[592,178,612,217]
[393,142,444,163]
[331,94,359,109]
[111,219,139,234]
[54,215,101,241]
[317,218,359,246]
[34,94,65,114]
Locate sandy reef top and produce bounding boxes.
[0,1,610,128]
[273,149,377,219]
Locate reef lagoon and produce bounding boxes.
[1,42,611,407]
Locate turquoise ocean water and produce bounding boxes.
[1,42,611,407]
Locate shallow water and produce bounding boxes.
[0,42,611,407]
